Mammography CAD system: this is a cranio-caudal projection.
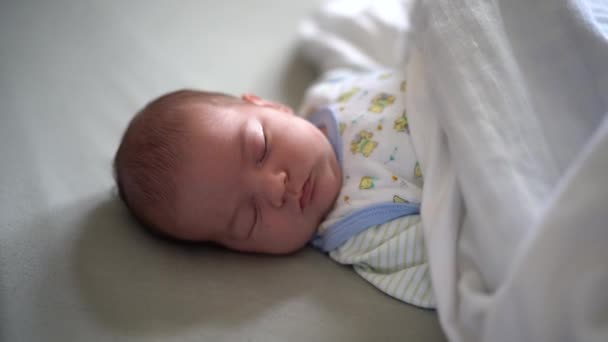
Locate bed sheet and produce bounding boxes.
[0,0,445,341]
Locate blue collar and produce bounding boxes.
[307,107,343,168]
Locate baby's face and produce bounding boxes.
[173,95,342,254]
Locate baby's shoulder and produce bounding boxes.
[299,69,406,118]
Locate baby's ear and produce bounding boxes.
[241,93,293,114]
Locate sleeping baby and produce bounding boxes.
[114,69,434,308]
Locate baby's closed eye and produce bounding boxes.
[256,126,268,164]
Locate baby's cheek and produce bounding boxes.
[270,215,309,239]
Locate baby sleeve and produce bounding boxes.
[328,214,435,308]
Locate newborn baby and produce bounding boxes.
[115,69,434,308]
[114,90,342,254]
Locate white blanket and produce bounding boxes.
[300,0,608,341]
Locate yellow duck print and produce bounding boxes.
[393,195,408,203]
[414,161,423,178]
[394,110,409,133]
[350,130,379,157]
[368,93,396,113]
[339,122,347,136]
[337,87,360,103]
[359,176,375,190]
[400,81,407,92]
[378,72,393,80]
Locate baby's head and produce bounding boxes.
[114,90,342,254]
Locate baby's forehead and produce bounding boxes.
[185,103,254,139]
[178,106,244,203]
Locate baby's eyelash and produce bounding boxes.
[258,128,268,163]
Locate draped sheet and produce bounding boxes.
[300,0,608,340]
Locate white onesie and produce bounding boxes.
[301,69,435,308]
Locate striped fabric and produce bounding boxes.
[329,214,435,308]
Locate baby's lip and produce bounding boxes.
[299,175,313,211]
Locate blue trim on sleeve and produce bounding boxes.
[308,107,343,167]
[311,203,420,252]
